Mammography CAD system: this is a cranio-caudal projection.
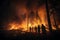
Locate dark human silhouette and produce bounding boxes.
[37,25,40,33]
[41,24,47,40]
[34,26,37,33]
[41,24,46,34]
[29,27,32,32]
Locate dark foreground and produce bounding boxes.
[0,30,60,40]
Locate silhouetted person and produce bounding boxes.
[37,25,40,33]
[41,24,47,40]
[34,26,37,32]
[29,27,32,32]
[41,24,46,34]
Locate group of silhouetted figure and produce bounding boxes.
[29,24,46,34]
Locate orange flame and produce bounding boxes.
[6,4,58,33]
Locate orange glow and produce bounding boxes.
[5,4,59,33]
[8,22,21,30]
[52,26,56,30]
[46,29,49,32]
[58,25,60,28]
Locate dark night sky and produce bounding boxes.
[0,0,60,29]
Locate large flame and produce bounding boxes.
[5,4,58,33]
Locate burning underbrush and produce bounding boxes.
[4,4,59,33]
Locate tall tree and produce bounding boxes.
[45,0,52,32]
